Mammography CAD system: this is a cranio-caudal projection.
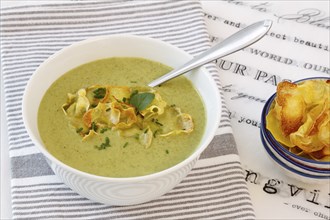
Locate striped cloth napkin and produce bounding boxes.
[1,1,255,219]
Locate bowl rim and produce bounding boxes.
[261,128,330,174]
[260,130,329,180]
[22,34,221,182]
[261,76,330,166]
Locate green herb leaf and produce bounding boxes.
[76,127,83,133]
[153,129,160,138]
[165,149,169,154]
[100,128,108,133]
[93,88,106,99]
[95,137,111,150]
[152,118,163,126]
[91,122,97,131]
[104,137,110,145]
[129,92,155,111]
[123,142,129,148]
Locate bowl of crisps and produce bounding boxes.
[261,127,329,176]
[260,129,329,184]
[261,77,330,180]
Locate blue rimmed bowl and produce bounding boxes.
[260,130,329,184]
[260,77,330,183]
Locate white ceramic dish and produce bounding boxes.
[22,35,221,206]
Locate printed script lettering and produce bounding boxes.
[205,12,330,54]
[275,8,330,30]
[222,84,266,104]
[203,2,329,218]
[214,58,288,86]
[222,0,330,30]
[245,169,330,220]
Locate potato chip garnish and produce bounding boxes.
[266,79,330,161]
[62,85,194,148]
[276,81,305,136]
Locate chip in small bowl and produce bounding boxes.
[260,77,330,183]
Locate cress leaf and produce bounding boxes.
[129,92,155,111]
[93,88,106,99]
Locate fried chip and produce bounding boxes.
[107,86,131,102]
[62,85,194,147]
[159,107,194,137]
[276,81,305,136]
[139,127,153,148]
[266,108,294,148]
[267,79,330,161]
[140,92,167,119]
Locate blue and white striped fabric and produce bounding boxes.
[1,1,255,219]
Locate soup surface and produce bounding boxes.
[38,57,205,177]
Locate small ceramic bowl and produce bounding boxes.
[261,130,329,184]
[260,77,330,183]
[261,129,329,176]
[22,35,221,206]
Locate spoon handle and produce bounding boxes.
[148,20,272,87]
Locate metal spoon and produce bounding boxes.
[148,20,272,87]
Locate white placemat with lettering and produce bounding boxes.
[1,1,255,219]
[202,1,330,219]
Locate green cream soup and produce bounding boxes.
[38,57,205,177]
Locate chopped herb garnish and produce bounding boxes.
[104,137,110,145]
[91,104,97,108]
[93,88,106,99]
[134,134,139,140]
[144,128,149,134]
[100,128,108,133]
[123,142,129,148]
[165,149,169,154]
[106,108,111,112]
[76,127,83,133]
[170,104,176,107]
[95,137,111,150]
[153,129,160,138]
[130,80,137,83]
[129,92,155,111]
[91,122,97,131]
[152,118,163,126]
[122,97,127,103]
